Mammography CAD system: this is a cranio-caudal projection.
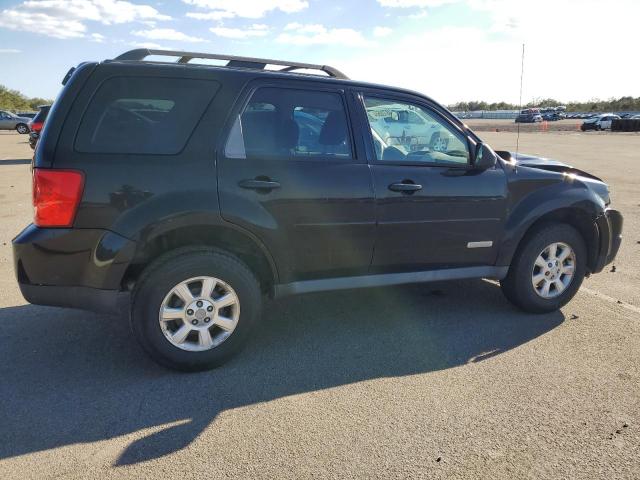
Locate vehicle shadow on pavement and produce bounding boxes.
[0,279,564,466]
[0,159,31,165]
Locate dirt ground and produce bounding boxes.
[0,130,639,479]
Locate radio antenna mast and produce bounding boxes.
[515,43,525,160]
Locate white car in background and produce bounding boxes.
[581,113,620,131]
[366,105,438,150]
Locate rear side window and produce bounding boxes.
[225,87,352,160]
[75,76,219,154]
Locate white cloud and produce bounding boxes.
[186,11,234,20]
[342,0,640,106]
[373,26,392,37]
[90,32,105,43]
[0,48,22,53]
[132,28,205,42]
[210,24,269,39]
[0,0,170,39]
[131,41,174,49]
[407,10,428,18]
[182,0,308,19]
[284,23,325,34]
[377,0,457,7]
[24,0,171,23]
[278,23,369,47]
[0,10,86,38]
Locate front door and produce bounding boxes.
[357,92,508,273]
[218,83,376,283]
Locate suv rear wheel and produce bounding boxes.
[501,223,587,313]
[131,248,261,371]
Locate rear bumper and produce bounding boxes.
[18,283,129,315]
[12,225,135,315]
[592,208,623,273]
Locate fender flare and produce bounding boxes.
[496,182,605,268]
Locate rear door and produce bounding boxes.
[355,91,508,273]
[217,81,376,283]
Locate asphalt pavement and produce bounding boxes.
[0,131,638,479]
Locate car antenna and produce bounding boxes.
[515,43,525,166]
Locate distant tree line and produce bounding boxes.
[449,96,640,112]
[0,84,53,112]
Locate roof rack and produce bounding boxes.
[114,49,349,80]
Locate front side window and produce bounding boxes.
[225,87,352,160]
[364,96,469,165]
[75,76,219,155]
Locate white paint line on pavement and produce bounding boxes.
[581,287,640,315]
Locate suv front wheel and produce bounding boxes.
[501,223,587,313]
[131,248,261,371]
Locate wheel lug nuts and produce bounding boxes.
[191,319,198,325]
[196,301,203,307]
[204,317,211,323]
[187,309,194,315]
[207,306,213,312]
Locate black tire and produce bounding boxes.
[131,247,261,372]
[16,123,29,134]
[500,223,587,313]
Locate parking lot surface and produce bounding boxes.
[1,130,639,479]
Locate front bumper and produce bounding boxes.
[592,208,623,273]
[12,225,135,315]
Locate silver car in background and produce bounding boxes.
[0,110,31,134]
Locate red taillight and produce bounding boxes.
[32,169,84,227]
[31,121,43,133]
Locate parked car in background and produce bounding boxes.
[17,111,36,119]
[581,114,621,131]
[28,105,51,150]
[0,110,32,133]
[540,108,565,121]
[515,109,543,123]
[542,112,564,121]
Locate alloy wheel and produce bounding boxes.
[158,276,240,352]
[531,242,576,299]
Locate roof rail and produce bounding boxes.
[114,49,349,79]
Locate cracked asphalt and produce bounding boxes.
[0,129,638,479]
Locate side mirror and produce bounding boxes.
[473,142,498,170]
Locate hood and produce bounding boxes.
[504,151,610,204]
[510,152,575,169]
[508,151,601,179]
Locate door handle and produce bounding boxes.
[238,178,281,190]
[389,182,422,193]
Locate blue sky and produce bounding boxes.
[1,0,638,105]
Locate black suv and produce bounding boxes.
[13,49,622,371]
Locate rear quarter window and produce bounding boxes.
[75,76,219,155]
